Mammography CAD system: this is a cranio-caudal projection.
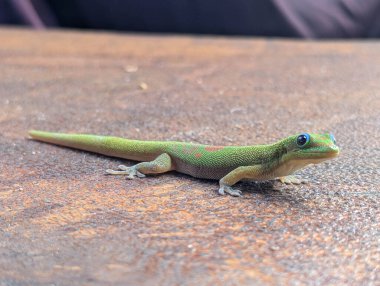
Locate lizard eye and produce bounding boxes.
[296,133,310,147]
[330,134,336,145]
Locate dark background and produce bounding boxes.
[2,0,380,38]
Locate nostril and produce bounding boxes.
[333,146,340,153]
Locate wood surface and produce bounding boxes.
[0,28,379,285]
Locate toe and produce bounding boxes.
[230,192,243,197]
[218,187,226,195]
[292,178,301,185]
[126,174,135,180]
[226,188,242,197]
[136,171,146,178]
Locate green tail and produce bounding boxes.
[28,130,166,161]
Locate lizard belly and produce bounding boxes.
[173,158,235,180]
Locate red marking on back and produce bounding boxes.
[195,153,202,158]
[204,146,224,152]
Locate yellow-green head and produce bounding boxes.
[280,133,340,166]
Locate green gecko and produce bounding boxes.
[28,130,339,197]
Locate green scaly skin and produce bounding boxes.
[28,130,340,197]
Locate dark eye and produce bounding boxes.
[330,134,336,145]
[296,133,310,147]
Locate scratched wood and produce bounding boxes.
[0,28,379,285]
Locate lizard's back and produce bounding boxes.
[164,142,273,180]
[29,131,275,180]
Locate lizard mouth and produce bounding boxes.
[294,149,340,159]
[310,150,339,155]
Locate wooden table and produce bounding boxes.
[0,28,379,285]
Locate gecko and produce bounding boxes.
[28,130,339,197]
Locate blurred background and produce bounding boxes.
[1,0,380,38]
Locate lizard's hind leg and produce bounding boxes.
[106,153,173,179]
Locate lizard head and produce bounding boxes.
[281,133,340,165]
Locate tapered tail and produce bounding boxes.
[28,130,165,161]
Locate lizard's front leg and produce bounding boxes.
[219,165,264,197]
[106,153,173,179]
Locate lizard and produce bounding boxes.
[28,130,339,197]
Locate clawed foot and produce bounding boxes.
[218,185,243,197]
[106,165,146,179]
[279,175,308,185]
